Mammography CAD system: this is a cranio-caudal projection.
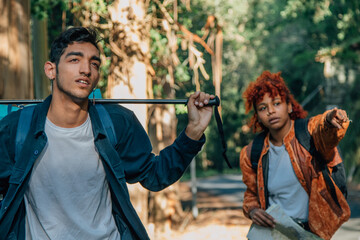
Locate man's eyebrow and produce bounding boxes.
[91,55,101,63]
[65,51,84,58]
[65,52,101,63]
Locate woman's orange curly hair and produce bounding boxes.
[243,71,307,132]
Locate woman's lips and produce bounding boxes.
[269,117,280,124]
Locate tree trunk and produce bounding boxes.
[0,0,33,99]
[148,104,182,238]
[32,17,50,98]
[107,0,151,228]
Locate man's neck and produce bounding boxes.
[47,95,89,128]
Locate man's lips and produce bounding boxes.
[75,78,90,86]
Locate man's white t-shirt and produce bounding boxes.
[24,116,120,240]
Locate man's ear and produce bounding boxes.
[44,61,56,80]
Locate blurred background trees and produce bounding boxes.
[1,0,360,235]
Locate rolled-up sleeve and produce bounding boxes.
[308,111,349,163]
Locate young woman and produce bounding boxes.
[240,71,350,240]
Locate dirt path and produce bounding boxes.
[155,178,251,240]
[155,175,360,240]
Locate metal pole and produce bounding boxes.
[0,97,220,106]
[190,158,198,218]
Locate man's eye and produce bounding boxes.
[91,62,100,69]
[70,58,78,62]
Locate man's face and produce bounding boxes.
[53,42,101,103]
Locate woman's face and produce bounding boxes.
[256,93,292,132]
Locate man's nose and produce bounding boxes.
[80,61,91,76]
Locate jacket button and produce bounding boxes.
[34,150,39,155]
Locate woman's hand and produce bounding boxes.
[249,208,276,228]
[326,108,349,129]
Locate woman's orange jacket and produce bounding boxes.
[240,111,350,240]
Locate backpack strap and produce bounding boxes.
[94,104,117,147]
[15,105,35,161]
[321,167,341,207]
[14,104,117,160]
[7,104,12,114]
[250,131,267,170]
[294,118,341,208]
[213,104,232,168]
[294,118,316,154]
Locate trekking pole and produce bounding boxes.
[0,96,231,168]
[0,98,219,106]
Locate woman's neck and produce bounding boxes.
[269,119,292,146]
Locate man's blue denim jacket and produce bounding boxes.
[0,95,205,240]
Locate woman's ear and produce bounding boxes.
[44,61,56,80]
[288,103,293,114]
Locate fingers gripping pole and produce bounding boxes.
[185,96,220,107]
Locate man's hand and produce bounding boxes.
[185,91,215,140]
[326,108,349,129]
[249,208,276,228]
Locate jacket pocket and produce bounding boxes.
[308,175,350,240]
[319,188,342,217]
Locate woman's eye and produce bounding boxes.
[258,106,266,111]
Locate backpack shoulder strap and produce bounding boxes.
[294,118,316,154]
[250,131,267,170]
[294,118,342,207]
[15,105,35,161]
[15,104,117,159]
[94,104,117,147]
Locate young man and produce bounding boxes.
[240,71,350,240]
[0,27,215,240]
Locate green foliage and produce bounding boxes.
[243,0,360,179]
[31,0,65,19]
[30,0,360,179]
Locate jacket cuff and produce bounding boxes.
[176,128,206,153]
